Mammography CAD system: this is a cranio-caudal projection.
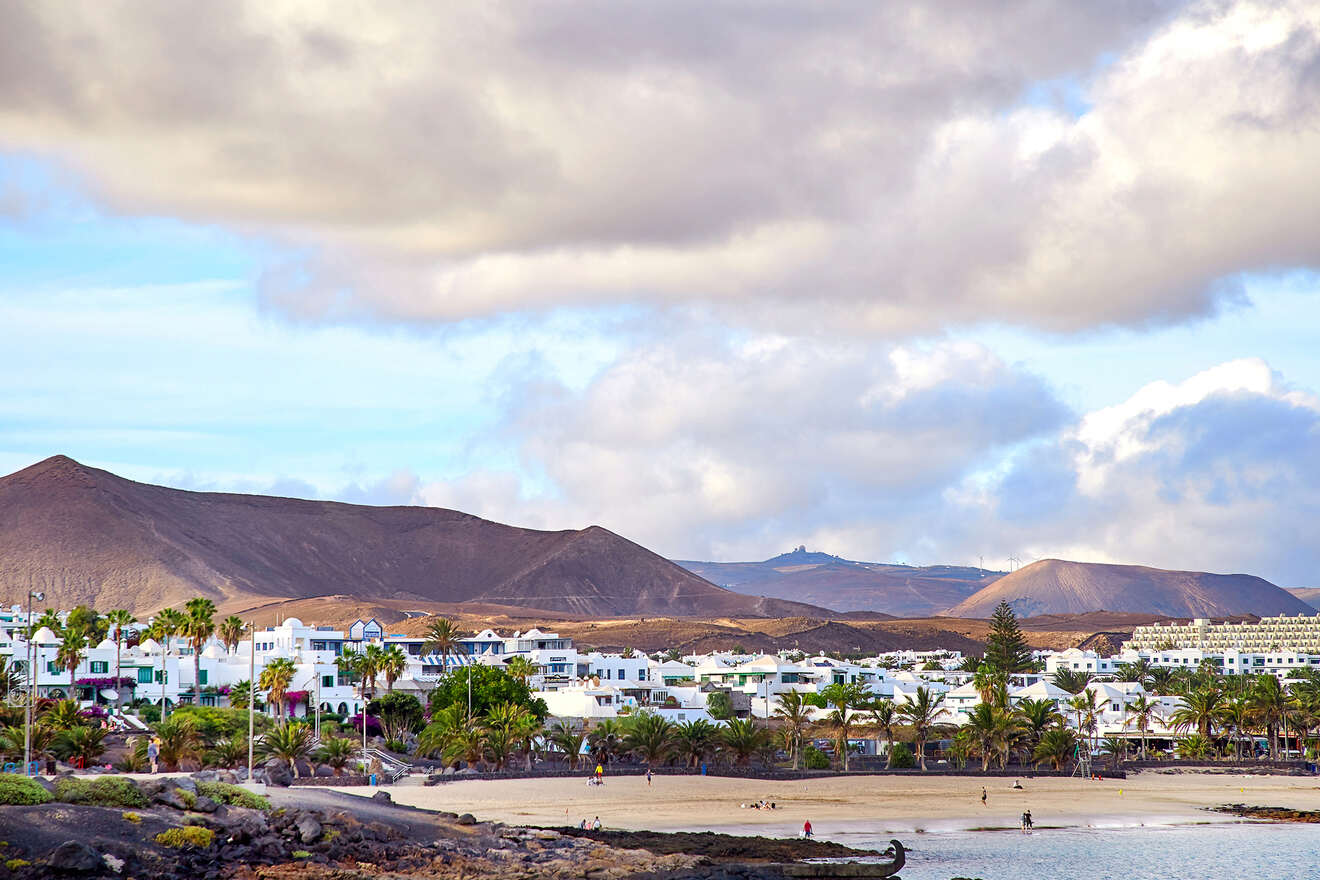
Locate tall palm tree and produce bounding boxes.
[963,702,1010,771]
[487,701,538,770]
[55,627,88,699]
[821,681,867,771]
[587,718,623,764]
[1115,659,1153,689]
[869,699,898,770]
[898,686,947,771]
[422,618,461,677]
[183,598,217,702]
[1125,694,1162,760]
[774,691,813,770]
[1068,688,1104,749]
[259,657,298,723]
[973,665,1009,706]
[1250,675,1292,761]
[151,607,188,721]
[104,610,136,709]
[379,645,408,693]
[1146,667,1179,696]
[360,644,386,701]
[217,616,246,654]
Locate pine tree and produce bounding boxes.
[983,601,1032,673]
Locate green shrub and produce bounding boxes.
[137,705,161,723]
[803,746,830,770]
[5,859,30,870]
[887,743,916,769]
[54,776,147,808]
[195,781,271,811]
[122,811,143,824]
[291,850,311,859]
[153,827,214,849]
[0,776,53,806]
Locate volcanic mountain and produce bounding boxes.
[677,546,999,616]
[0,455,826,618]
[944,558,1313,619]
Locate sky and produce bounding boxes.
[2,1,1319,584]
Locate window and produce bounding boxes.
[322,675,335,688]
[137,667,153,683]
[618,668,626,680]
[90,660,109,674]
[155,670,167,684]
[47,661,57,673]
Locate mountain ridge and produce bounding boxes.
[0,455,828,618]
[945,558,1312,618]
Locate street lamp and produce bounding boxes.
[23,590,44,775]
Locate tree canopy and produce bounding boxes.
[983,601,1032,673]
[427,665,548,721]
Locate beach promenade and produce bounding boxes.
[339,771,1320,835]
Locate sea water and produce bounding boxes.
[831,822,1320,880]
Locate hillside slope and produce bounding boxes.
[945,558,1312,618]
[0,456,825,618]
[677,547,999,616]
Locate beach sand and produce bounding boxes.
[337,771,1320,836]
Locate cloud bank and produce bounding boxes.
[4,1,1318,332]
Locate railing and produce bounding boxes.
[360,748,411,782]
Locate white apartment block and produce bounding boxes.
[1128,615,1320,653]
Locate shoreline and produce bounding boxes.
[333,770,1320,839]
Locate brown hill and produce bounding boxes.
[1285,588,1320,610]
[945,558,1313,619]
[0,455,827,618]
[677,547,999,616]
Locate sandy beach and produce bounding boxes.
[339,771,1320,836]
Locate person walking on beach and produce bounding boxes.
[981,787,987,807]
[1021,810,1033,832]
[595,763,604,783]
[147,738,160,774]
[646,768,652,786]
[802,820,813,838]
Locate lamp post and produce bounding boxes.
[23,590,44,775]
[247,621,255,784]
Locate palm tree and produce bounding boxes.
[1099,736,1128,771]
[1250,675,1292,760]
[1052,668,1094,696]
[1115,659,1153,688]
[1170,685,1225,740]
[217,616,246,654]
[1015,697,1064,754]
[623,712,675,767]
[1176,733,1215,759]
[422,618,461,676]
[43,699,85,730]
[206,735,249,769]
[869,699,898,770]
[54,725,109,765]
[259,657,298,723]
[547,719,586,769]
[504,655,538,688]
[1068,688,1104,749]
[821,681,867,771]
[721,717,771,766]
[151,607,187,721]
[0,656,20,702]
[973,665,1009,706]
[55,627,88,698]
[183,598,217,703]
[898,686,947,771]
[587,718,623,765]
[487,701,537,770]
[1125,694,1162,760]
[227,679,259,711]
[1146,667,1179,696]
[104,609,136,709]
[259,722,316,778]
[379,645,407,693]
[316,735,357,776]
[673,719,719,769]
[1033,726,1077,770]
[154,715,202,771]
[963,702,1022,771]
[774,691,813,770]
[360,644,386,701]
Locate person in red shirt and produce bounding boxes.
[802,820,813,838]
